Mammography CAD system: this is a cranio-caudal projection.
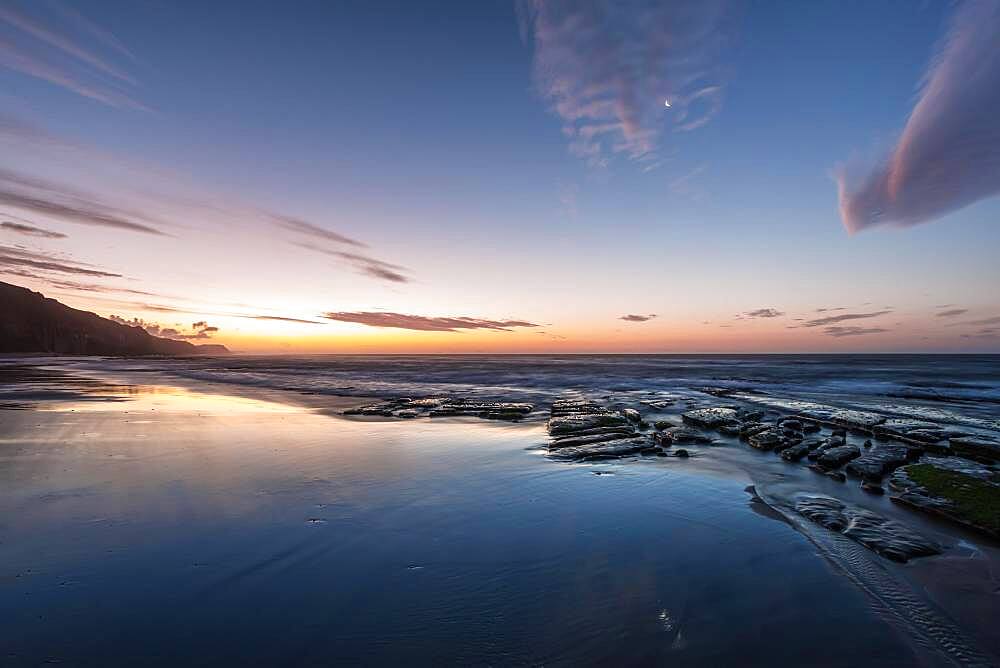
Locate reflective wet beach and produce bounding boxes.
[1,361,997,666]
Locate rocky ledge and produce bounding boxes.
[889,458,1000,538]
[345,397,533,421]
[546,399,654,461]
[795,496,940,563]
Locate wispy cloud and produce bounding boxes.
[961,328,998,340]
[293,243,409,284]
[517,0,730,167]
[33,277,160,296]
[323,312,539,332]
[669,164,709,198]
[0,5,145,109]
[823,326,890,337]
[619,313,657,323]
[290,241,410,284]
[274,216,365,248]
[67,291,325,326]
[798,310,892,328]
[0,6,133,83]
[1,220,66,238]
[0,243,120,277]
[936,308,968,317]
[557,180,579,218]
[54,3,138,64]
[250,315,324,325]
[962,315,1000,327]
[0,168,165,235]
[277,214,409,284]
[835,0,1000,232]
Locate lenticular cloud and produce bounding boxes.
[517,0,729,167]
[836,0,1000,233]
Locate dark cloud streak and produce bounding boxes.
[1,220,66,238]
[741,308,784,319]
[323,312,539,332]
[823,326,890,338]
[798,310,892,328]
[291,241,410,284]
[0,244,121,278]
[0,169,165,235]
[275,216,365,248]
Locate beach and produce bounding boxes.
[1,356,998,666]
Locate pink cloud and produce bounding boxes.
[836,0,1000,232]
[518,0,730,167]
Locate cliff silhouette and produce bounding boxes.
[0,281,229,356]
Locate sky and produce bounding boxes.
[1,0,999,353]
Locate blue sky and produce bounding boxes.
[1,0,998,352]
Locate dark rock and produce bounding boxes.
[861,481,885,495]
[748,429,782,451]
[872,419,938,438]
[948,435,1000,462]
[718,423,742,437]
[826,470,847,482]
[345,400,420,417]
[641,399,677,410]
[906,429,945,444]
[549,437,649,461]
[781,419,803,431]
[550,429,639,449]
[801,421,821,434]
[423,401,533,421]
[807,439,835,460]
[622,408,642,423]
[552,425,636,440]
[816,445,861,470]
[674,448,689,458]
[548,413,629,436]
[737,409,765,422]
[845,445,915,482]
[662,427,715,444]
[863,439,872,448]
[772,438,796,453]
[653,419,677,431]
[795,496,940,562]
[780,443,811,461]
[550,398,608,416]
[739,422,772,438]
[682,407,739,428]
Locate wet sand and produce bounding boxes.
[0,367,995,666]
